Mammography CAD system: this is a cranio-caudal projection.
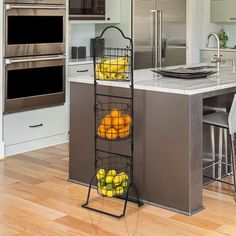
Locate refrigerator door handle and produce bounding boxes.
[150,10,158,68]
[157,10,163,67]
[162,38,167,59]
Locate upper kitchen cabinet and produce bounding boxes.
[69,0,120,23]
[105,0,121,23]
[211,0,236,22]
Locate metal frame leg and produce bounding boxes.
[82,181,144,218]
[230,134,236,192]
[224,129,230,175]
[218,128,223,180]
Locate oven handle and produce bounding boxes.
[5,56,66,65]
[5,4,66,10]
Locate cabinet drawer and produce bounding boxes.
[69,63,93,78]
[4,106,67,145]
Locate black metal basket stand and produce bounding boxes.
[82,26,143,218]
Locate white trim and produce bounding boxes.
[5,134,68,157]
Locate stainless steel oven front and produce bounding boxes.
[5,55,65,113]
[4,1,66,57]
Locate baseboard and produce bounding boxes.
[5,133,69,157]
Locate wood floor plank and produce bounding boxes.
[0,143,236,236]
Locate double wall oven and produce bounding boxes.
[4,0,66,113]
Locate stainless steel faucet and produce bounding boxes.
[207,33,221,72]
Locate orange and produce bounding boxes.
[102,115,112,129]
[112,117,125,130]
[119,125,130,138]
[110,109,122,118]
[106,128,118,140]
[122,114,132,125]
[97,125,106,138]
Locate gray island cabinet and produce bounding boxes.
[69,66,236,215]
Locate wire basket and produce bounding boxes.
[95,151,132,198]
[96,101,132,141]
[95,47,132,82]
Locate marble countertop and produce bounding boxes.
[68,57,93,65]
[69,64,236,95]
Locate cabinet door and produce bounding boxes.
[106,0,121,23]
[211,0,236,22]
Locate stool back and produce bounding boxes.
[229,94,236,135]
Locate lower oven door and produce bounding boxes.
[5,4,66,57]
[5,55,65,113]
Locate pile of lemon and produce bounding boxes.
[97,109,132,140]
[96,169,129,198]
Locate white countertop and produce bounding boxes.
[69,64,236,96]
[68,57,93,66]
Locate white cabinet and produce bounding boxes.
[4,106,67,146]
[68,63,93,78]
[106,0,121,24]
[211,0,236,22]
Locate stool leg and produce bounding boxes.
[230,134,236,192]
[218,128,223,180]
[224,129,229,175]
[210,126,216,179]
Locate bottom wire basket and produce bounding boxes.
[95,151,132,198]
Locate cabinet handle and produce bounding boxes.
[107,17,111,21]
[77,70,89,73]
[230,18,236,20]
[29,123,43,128]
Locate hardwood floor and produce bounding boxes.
[0,144,236,236]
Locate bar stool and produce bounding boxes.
[203,94,236,191]
[203,106,228,180]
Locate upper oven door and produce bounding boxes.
[4,0,65,5]
[5,4,66,57]
[69,0,105,20]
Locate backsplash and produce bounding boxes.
[69,23,96,58]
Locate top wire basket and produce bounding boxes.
[95,47,131,82]
[93,27,133,82]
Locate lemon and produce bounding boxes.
[98,187,103,195]
[113,175,123,186]
[105,175,114,184]
[97,178,106,188]
[101,186,107,196]
[107,169,117,177]
[106,190,115,198]
[121,180,129,188]
[106,183,114,190]
[118,172,129,181]
[116,186,124,195]
[96,169,106,180]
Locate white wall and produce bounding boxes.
[69,23,96,58]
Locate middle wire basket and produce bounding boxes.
[96,101,132,141]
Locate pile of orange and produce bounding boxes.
[97,109,132,140]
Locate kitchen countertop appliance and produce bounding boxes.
[133,0,187,69]
[4,0,66,113]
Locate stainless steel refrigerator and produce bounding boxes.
[133,0,187,69]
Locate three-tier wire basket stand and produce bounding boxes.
[82,26,143,218]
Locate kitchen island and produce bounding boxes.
[69,65,236,215]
